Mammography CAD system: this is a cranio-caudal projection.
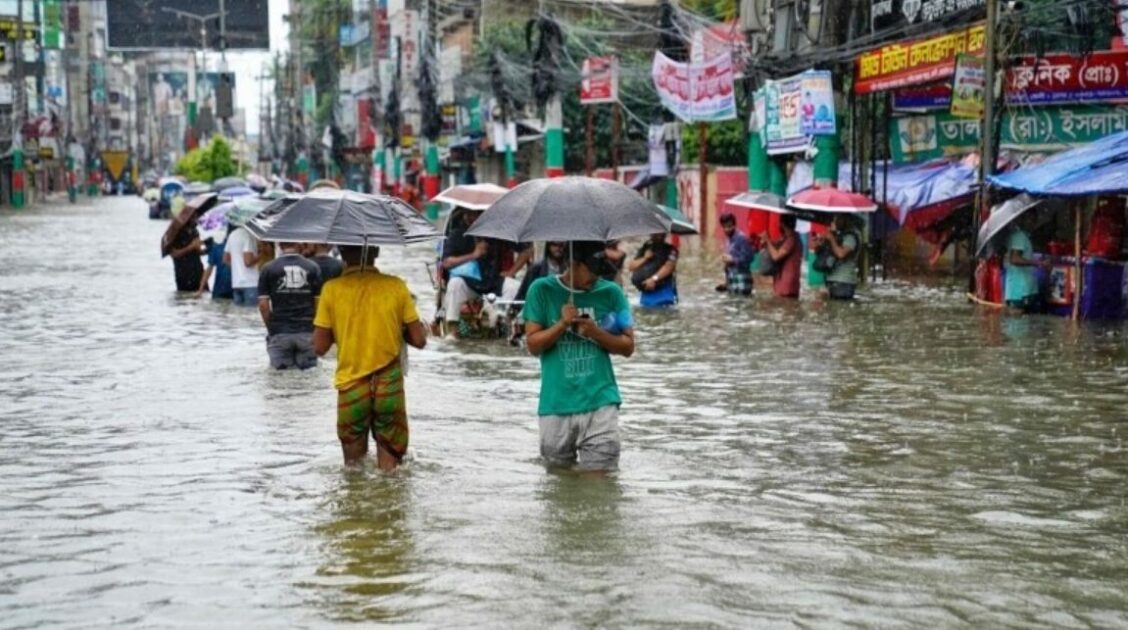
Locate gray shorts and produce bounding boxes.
[538,405,621,471]
[267,332,317,370]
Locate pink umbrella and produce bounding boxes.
[787,187,877,213]
[431,183,510,210]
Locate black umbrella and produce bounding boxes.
[249,189,441,246]
[465,176,682,242]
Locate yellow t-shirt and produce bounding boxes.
[313,268,420,389]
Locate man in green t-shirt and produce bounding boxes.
[522,241,635,472]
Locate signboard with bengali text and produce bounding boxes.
[855,23,985,94]
[1007,51,1128,105]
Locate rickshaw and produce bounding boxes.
[154,177,185,219]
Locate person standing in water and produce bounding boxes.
[523,241,635,473]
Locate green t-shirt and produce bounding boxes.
[522,275,633,417]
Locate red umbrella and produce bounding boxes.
[786,187,877,214]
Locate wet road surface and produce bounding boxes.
[2,196,1127,627]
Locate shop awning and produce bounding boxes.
[787,158,977,225]
[988,130,1128,196]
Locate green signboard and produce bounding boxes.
[42,0,61,49]
[890,105,1128,163]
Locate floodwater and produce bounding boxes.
[2,196,1127,628]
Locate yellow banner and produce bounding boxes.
[856,24,986,94]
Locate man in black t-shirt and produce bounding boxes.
[258,242,324,369]
[309,243,344,282]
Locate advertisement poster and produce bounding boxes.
[580,56,619,105]
[763,76,815,155]
[651,50,736,122]
[150,72,234,119]
[648,124,669,177]
[949,54,985,118]
[855,23,986,94]
[799,71,836,135]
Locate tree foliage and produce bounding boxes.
[174,136,238,182]
[473,16,748,172]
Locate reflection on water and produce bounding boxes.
[309,472,415,622]
[1,197,1127,627]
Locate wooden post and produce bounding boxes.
[698,122,707,234]
[585,107,594,177]
[611,102,621,181]
[1072,202,1084,321]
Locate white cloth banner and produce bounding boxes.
[651,51,736,123]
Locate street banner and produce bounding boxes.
[949,54,985,118]
[751,87,766,133]
[580,56,619,104]
[648,124,668,177]
[871,0,985,34]
[651,51,737,122]
[893,84,952,110]
[764,78,806,155]
[855,23,986,94]
[106,0,269,50]
[1007,50,1128,105]
[302,84,317,114]
[890,105,1128,163]
[799,71,836,135]
[42,0,62,49]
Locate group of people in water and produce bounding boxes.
[167,200,863,475]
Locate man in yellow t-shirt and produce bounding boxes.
[312,245,427,470]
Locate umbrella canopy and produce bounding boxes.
[725,191,789,214]
[787,187,878,213]
[975,193,1043,256]
[246,173,268,191]
[213,176,247,192]
[243,196,304,240]
[259,188,291,200]
[185,181,213,195]
[309,178,341,190]
[248,189,441,246]
[432,183,510,210]
[659,204,699,235]
[465,176,674,242]
[158,175,184,187]
[988,130,1128,196]
[198,200,235,232]
[160,193,218,257]
[218,185,256,199]
[228,196,276,228]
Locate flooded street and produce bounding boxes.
[3,196,1128,627]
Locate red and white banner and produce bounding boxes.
[580,56,619,105]
[651,51,736,123]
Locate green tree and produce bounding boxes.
[175,136,238,182]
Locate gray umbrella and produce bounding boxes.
[465,176,677,242]
[250,189,441,246]
[213,176,247,192]
[976,193,1042,256]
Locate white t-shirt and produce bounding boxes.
[224,227,260,289]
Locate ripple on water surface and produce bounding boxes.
[1,198,1127,627]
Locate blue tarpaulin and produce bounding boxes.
[988,130,1128,196]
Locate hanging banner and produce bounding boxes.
[651,51,736,123]
[580,56,619,105]
[799,71,836,135]
[893,84,952,110]
[1007,50,1128,105]
[764,78,806,155]
[855,23,986,94]
[890,105,1128,163]
[949,54,985,118]
[648,124,669,177]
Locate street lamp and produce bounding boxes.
[161,2,227,139]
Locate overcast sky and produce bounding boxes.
[222,0,288,136]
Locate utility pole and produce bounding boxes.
[12,0,26,207]
[973,0,998,293]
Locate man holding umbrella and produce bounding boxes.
[524,241,635,472]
